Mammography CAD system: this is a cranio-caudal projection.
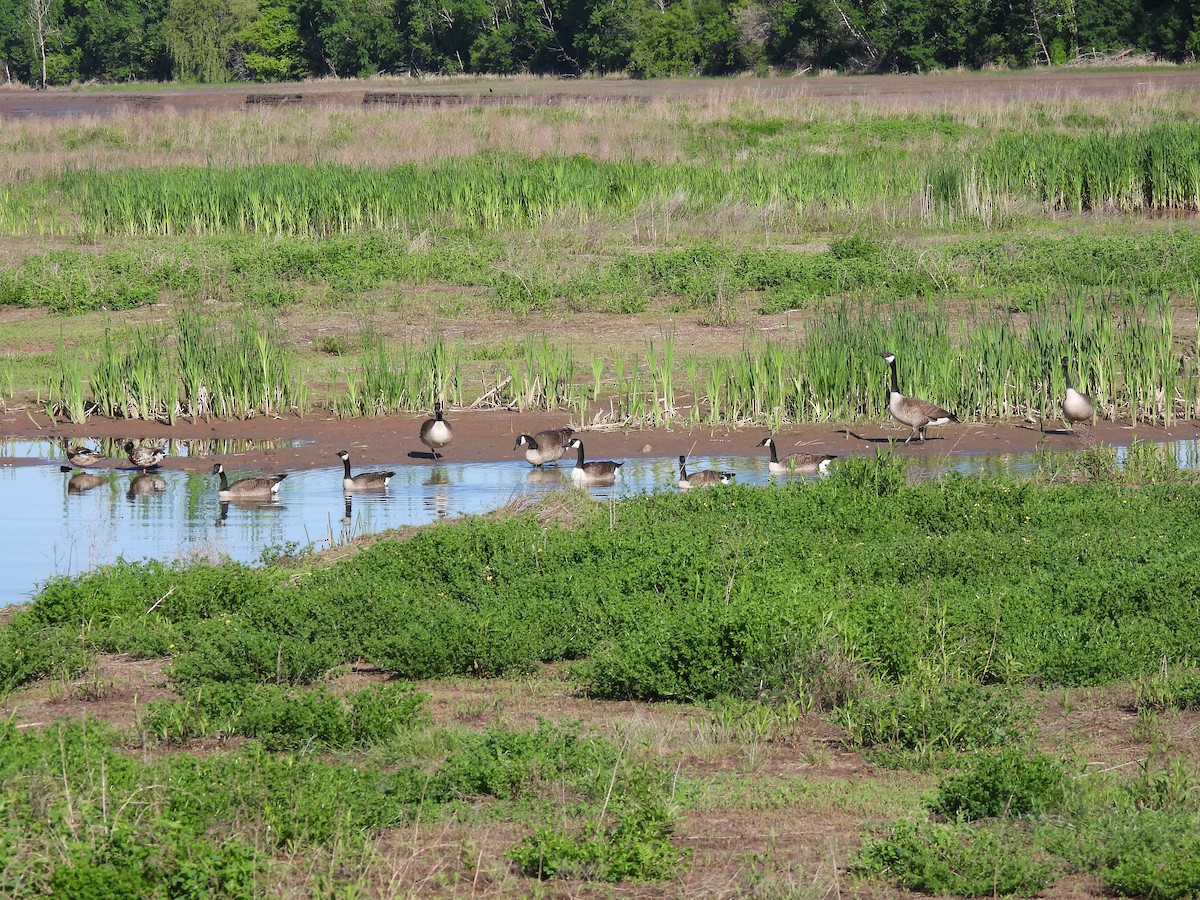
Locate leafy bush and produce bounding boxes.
[837,683,1032,764]
[930,748,1068,821]
[144,681,428,748]
[855,819,1055,897]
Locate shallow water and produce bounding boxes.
[2,436,1198,607]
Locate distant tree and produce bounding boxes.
[0,0,35,82]
[294,0,407,76]
[65,0,171,81]
[239,0,306,79]
[628,0,703,77]
[163,0,257,81]
[28,0,58,86]
[583,0,641,72]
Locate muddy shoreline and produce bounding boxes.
[3,404,1197,472]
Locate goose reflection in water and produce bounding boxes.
[526,467,564,485]
[127,473,167,500]
[424,467,451,519]
[340,495,354,543]
[61,465,106,495]
[216,496,285,526]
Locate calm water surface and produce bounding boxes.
[2,436,1198,607]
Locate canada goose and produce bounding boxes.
[212,463,287,498]
[336,450,395,490]
[756,437,836,475]
[1061,358,1095,431]
[564,437,622,485]
[678,455,735,489]
[881,353,958,444]
[513,427,574,467]
[419,402,453,459]
[62,440,106,468]
[124,441,166,472]
[127,472,167,498]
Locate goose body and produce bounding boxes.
[881,354,958,444]
[419,402,453,459]
[125,441,166,472]
[565,438,622,485]
[337,450,395,490]
[1061,358,1094,430]
[212,463,287,498]
[756,437,836,475]
[63,442,107,468]
[513,427,574,467]
[678,455,735,489]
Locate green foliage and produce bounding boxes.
[855,819,1055,897]
[144,681,429,748]
[1135,667,1200,711]
[8,473,1200,704]
[836,683,1033,765]
[929,748,1068,821]
[509,796,688,881]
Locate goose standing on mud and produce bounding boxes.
[1060,358,1095,432]
[337,450,395,490]
[125,441,166,472]
[881,353,958,444]
[62,441,107,468]
[513,427,574,467]
[677,455,735,489]
[419,402,453,459]
[756,437,837,475]
[212,463,287,498]
[564,437,623,486]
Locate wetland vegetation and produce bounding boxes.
[4,80,1200,897]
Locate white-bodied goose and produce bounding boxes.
[756,437,836,475]
[1061,358,1094,431]
[513,427,574,467]
[212,463,287,498]
[63,441,107,468]
[337,450,395,490]
[564,437,622,485]
[881,353,958,444]
[677,455,735,489]
[125,441,166,472]
[419,402,453,459]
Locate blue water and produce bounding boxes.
[2,435,1198,607]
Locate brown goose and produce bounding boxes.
[881,353,958,444]
[337,450,395,490]
[565,438,622,485]
[756,437,836,475]
[419,402,453,459]
[677,455,735,490]
[1061,358,1094,431]
[212,463,287,498]
[513,427,574,467]
[125,441,166,472]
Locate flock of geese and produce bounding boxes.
[56,352,1097,499]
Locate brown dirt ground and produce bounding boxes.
[4,68,1200,120]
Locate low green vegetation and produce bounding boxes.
[0,716,685,894]
[857,743,1200,899]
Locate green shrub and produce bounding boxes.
[837,683,1032,765]
[930,748,1068,821]
[855,819,1055,897]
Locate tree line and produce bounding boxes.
[0,0,1196,87]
